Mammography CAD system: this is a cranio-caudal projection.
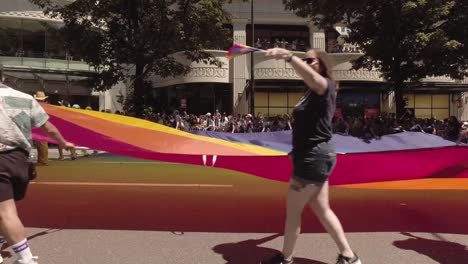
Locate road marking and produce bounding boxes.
[30,181,233,188]
[90,161,167,164]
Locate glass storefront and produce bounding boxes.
[253,82,382,118]
[254,90,303,116]
[252,81,304,116]
[152,83,232,115]
[337,91,381,118]
[404,94,449,119]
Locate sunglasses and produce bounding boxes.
[302,57,318,64]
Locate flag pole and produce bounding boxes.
[250,0,255,116]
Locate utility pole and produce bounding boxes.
[249,0,255,115]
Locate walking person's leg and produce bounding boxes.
[261,177,318,264]
[0,199,26,245]
[35,142,48,166]
[0,198,37,264]
[282,178,316,260]
[58,145,64,160]
[308,181,352,256]
[0,151,38,264]
[70,148,77,160]
[308,181,361,264]
[0,236,5,263]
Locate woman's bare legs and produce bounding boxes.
[307,181,354,257]
[282,179,354,260]
[282,178,313,260]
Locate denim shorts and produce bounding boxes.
[291,141,337,183]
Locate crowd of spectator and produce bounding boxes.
[142,109,292,133]
[255,38,308,52]
[140,109,468,144]
[332,114,467,143]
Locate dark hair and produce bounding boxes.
[306,48,333,80]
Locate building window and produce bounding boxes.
[254,91,303,116]
[246,25,309,51]
[404,94,449,119]
[0,18,71,60]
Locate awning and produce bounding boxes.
[2,70,94,96]
[4,72,36,80]
[35,73,90,82]
[4,71,91,82]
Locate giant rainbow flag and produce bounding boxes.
[33,104,468,186]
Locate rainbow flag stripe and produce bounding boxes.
[32,104,468,188]
[227,43,262,60]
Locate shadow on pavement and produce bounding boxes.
[393,232,468,264]
[212,233,326,264]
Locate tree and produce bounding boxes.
[30,0,233,117]
[439,0,468,76]
[284,0,467,118]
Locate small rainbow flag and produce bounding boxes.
[227,43,263,60]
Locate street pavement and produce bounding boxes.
[1,229,466,263]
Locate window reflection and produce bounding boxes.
[0,18,72,60]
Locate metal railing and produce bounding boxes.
[0,51,94,72]
[4,50,77,61]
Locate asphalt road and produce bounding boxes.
[1,151,466,264]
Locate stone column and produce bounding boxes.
[231,19,249,115]
[308,21,326,50]
[99,91,112,112]
[461,92,468,121]
[381,91,396,114]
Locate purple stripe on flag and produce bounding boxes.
[13,241,29,253]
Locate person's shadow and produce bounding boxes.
[213,233,326,264]
[393,232,468,263]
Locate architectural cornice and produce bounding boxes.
[186,67,228,79]
[153,66,230,87]
[421,76,456,83]
[332,70,383,82]
[254,68,300,79]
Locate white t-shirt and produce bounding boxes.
[0,84,49,153]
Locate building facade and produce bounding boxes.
[1,0,467,120]
[0,0,116,111]
[151,0,468,120]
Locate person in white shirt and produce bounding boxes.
[0,83,74,264]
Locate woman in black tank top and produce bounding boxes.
[260,48,362,264]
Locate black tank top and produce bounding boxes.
[291,78,336,152]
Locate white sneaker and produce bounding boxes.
[13,256,38,264]
[0,255,3,263]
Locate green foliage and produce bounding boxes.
[29,0,233,116]
[284,0,467,117]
